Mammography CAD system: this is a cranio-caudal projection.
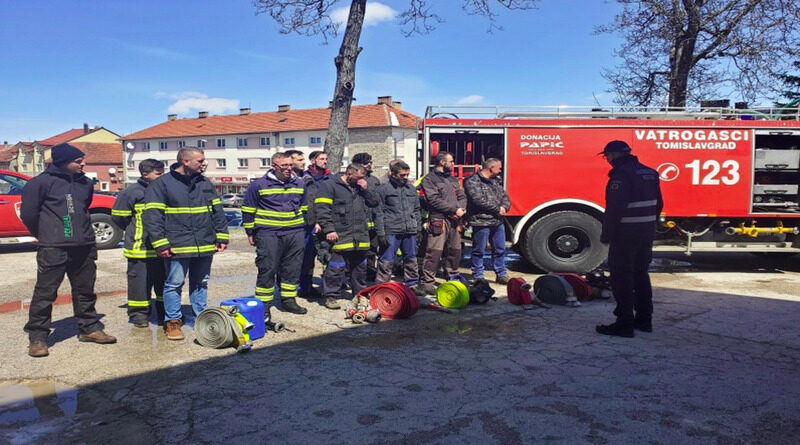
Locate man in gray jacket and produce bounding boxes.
[464,158,511,284]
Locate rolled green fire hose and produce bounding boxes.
[195,306,253,351]
[436,280,470,309]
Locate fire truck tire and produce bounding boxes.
[522,211,607,273]
[91,213,123,250]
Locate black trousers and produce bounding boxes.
[126,258,166,319]
[323,250,367,299]
[366,229,378,281]
[24,246,103,341]
[608,237,654,325]
[255,230,304,303]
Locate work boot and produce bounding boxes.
[496,275,510,285]
[300,286,322,300]
[412,285,428,297]
[595,322,634,338]
[324,297,341,310]
[415,284,437,296]
[634,318,653,333]
[28,340,49,358]
[164,320,185,341]
[78,330,118,344]
[281,298,307,314]
[131,315,149,328]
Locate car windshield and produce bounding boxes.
[0,173,28,195]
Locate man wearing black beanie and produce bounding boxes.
[21,143,117,357]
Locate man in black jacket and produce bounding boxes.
[21,143,117,358]
[351,152,381,283]
[143,148,229,341]
[375,160,426,293]
[418,152,467,295]
[299,150,330,299]
[596,141,663,338]
[112,159,165,328]
[314,163,380,309]
[464,158,511,284]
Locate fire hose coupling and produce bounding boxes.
[724,221,799,237]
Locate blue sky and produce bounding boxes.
[0,0,623,143]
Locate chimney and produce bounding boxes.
[329,101,334,108]
[83,123,89,134]
[240,108,251,115]
[198,111,209,118]
[391,101,402,109]
[377,96,392,105]
[278,104,291,112]
[167,114,177,121]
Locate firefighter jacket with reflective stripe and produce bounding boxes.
[420,169,467,221]
[366,173,381,231]
[300,167,330,226]
[314,175,380,252]
[241,170,307,236]
[112,178,156,258]
[375,177,421,236]
[464,171,511,228]
[601,154,663,243]
[142,166,229,257]
[20,164,96,247]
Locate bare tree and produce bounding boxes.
[597,0,800,108]
[254,0,539,172]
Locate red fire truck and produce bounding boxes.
[418,105,800,273]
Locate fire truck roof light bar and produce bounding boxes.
[424,105,800,121]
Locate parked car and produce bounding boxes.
[220,193,244,207]
[0,169,123,249]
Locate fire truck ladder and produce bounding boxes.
[425,105,800,121]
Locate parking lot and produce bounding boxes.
[1,230,799,444]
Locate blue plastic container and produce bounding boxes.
[220,298,266,340]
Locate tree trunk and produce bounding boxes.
[324,0,366,174]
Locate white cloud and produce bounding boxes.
[157,92,240,115]
[456,95,485,105]
[331,2,397,27]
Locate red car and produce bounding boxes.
[0,169,123,249]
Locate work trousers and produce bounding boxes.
[299,225,317,296]
[608,236,654,326]
[377,234,419,287]
[470,224,507,279]
[323,250,367,299]
[255,230,304,304]
[163,256,213,322]
[421,218,462,286]
[126,258,166,319]
[366,229,379,282]
[24,246,103,342]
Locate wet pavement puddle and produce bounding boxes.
[0,380,79,425]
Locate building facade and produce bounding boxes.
[121,97,419,193]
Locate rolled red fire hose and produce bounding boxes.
[358,282,420,319]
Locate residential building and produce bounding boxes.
[14,124,121,176]
[121,96,419,193]
[67,142,125,192]
[0,142,16,170]
[14,142,35,174]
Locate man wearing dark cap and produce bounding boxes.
[21,143,117,357]
[350,152,382,283]
[596,140,663,338]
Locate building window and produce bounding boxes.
[142,142,150,151]
[159,141,168,150]
[217,138,226,148]
[178,140,186,148]
[260,158,269,168]
[237,138,248,147]
[217,159,226,168]
[260,137,270,146]
[100,182,110,191]
[310,136,322,145]
[238,158,248,168]
[197,139,206,148]
[284,137,295,146]
[163,160,170,169]
[127,160,135,169]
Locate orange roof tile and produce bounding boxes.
[69,142,123,165]
[122,104,418,140]
[36,128,87,146]
[0,145,16,162]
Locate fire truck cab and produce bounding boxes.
[418,105,800,273]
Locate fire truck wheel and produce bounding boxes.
[522,211,607,273]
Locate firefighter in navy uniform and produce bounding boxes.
[241,152,309,322]
[351,153,382,283]
[112,159,166,328]
[314,163,380,309]
[299,150,331,299]
[596,141,663,338]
